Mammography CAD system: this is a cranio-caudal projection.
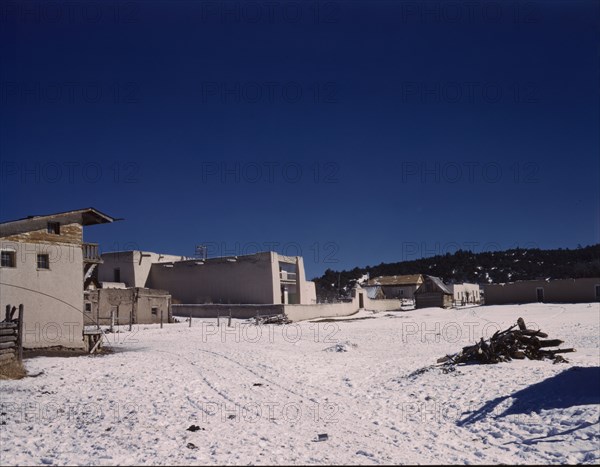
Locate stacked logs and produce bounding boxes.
[254,314,291,325]
[437,317,575,365]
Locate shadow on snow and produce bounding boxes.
[457,366,600,427]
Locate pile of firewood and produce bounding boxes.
[254,314,291,325]
[437,317,575,365]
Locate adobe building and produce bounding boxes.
[448,283,482,305]
[84,287,172,327]
[483,278,600,305]
[0,208,116,349]
[98,250,317,305]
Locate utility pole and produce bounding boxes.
[195,245,207,260]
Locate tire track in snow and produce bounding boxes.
[150,349,263,420]
[193,348,321,404]
[151,347,327,423]
[152,337,361,432]
[216,332,350,398]
[190,347,361,436]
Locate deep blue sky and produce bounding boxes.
[1,0,598,279]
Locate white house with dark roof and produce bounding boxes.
[365,274,424,300]
[0,208,117,349]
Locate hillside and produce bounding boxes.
[313,244,600,301]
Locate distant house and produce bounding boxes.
[365,274,424,300]
[0,208,116,349]
[448,283,482,305]
[483,278,600,305]
[414,275,453,309]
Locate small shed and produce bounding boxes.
[414,275,453,309]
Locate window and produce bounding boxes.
[85,303,92,313]
[37,254,50,270]
[1,251,16,268]
[47,222,60,234]
[114,268,121,282]
[151,307,158,315]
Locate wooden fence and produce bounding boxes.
[0,304,24,366]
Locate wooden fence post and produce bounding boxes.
[167,296,171,324]
[17,304,24,361]
[132,288,138,330]
[189,308,192,327]
[160,309,164,329]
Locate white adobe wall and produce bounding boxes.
[364,297,404,311]
[274,253,316,305]
[284,287,403,321]
[132,252,184,287]
[148,252,278,304]
[98,251,135,286]
[452,283,481,302]
[0,241,85,349]
[99,251,185,288]
[302,281,317,304]
[283,301,357,321]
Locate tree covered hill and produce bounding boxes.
[313,244,600,300]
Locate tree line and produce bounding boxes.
[313,244,600,301]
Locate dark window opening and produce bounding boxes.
[47,222,60,234]
[151,307,158,315]
[1,251,16,268]
[85,303,92,313]
[37,254,50,270]
[114,268,121,282]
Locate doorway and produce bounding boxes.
[536,287,544,302]
[281,286,288,304]
[359,293,364,309]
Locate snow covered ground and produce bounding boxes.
[1,303,599,465]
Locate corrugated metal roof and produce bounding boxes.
[364,285,384,299]
[367,274,423,286]
[418,275,453,294]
